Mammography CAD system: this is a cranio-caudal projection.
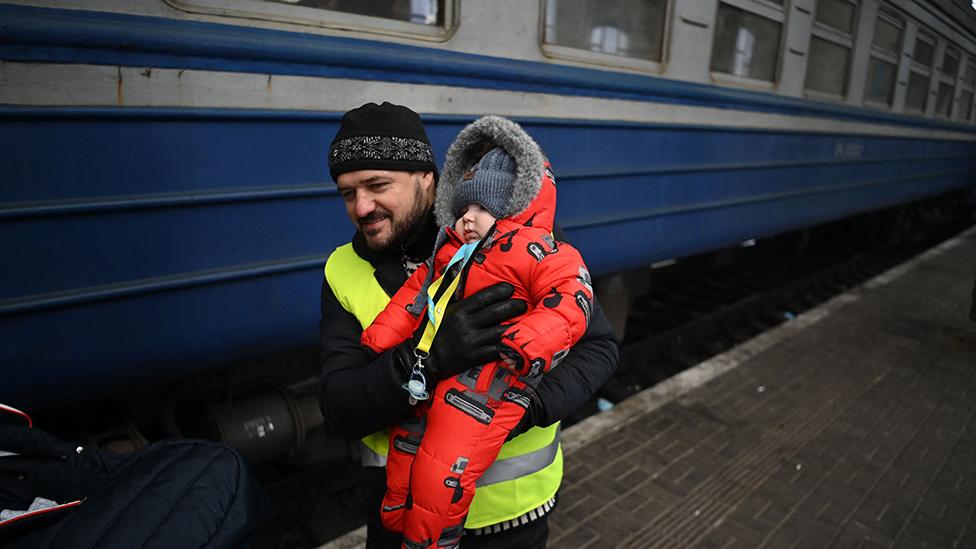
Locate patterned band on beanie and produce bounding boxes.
[329,136,434,169]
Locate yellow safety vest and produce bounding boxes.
[324,243,563,529]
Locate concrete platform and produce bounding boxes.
[552,227,976,548]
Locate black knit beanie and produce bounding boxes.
[328,102,437,181]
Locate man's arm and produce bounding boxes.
[496,239,592,378]
[318,279,413,440]
[321,270,618,440]
[525,296,619,428]
[319,279,529,439]
[523,223,620,428]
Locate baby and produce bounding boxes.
[362,116,593,549]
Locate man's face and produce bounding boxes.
[336,170,435,251]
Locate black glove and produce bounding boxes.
[394,282,528,385]
[0,425,123,510]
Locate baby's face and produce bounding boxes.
[455,203,496,243]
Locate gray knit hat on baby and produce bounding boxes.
[451,147,517,219]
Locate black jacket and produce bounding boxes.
[318,219,619,440]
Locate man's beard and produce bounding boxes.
[364,183,430,253]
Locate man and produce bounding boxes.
[319,102,619,548]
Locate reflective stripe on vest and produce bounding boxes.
[359,423,560,484]
[477,426,560,487]
[324,242,563,529]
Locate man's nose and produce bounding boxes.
[353,192,375,217]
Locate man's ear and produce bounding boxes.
[418,171,435,193]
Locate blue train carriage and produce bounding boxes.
[1,0,975,457]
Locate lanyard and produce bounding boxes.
[404,241,478,402]
[416,241,478,353]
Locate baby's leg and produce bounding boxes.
[381,407,427,533]
[400,363,531,549]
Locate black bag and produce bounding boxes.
[0,404,269,548]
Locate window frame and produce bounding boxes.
[957,59,975,122]
[903,28,936,115]
[934,44,960,119]
[167,0,458,42]
[804,0,860,102]
[813,0,859,36]
[961,60,976,89]
[538,0,673,73]
[940,47,961,82]
[862,7,903,109]
[708,0,787,90]
[910,30,936,71]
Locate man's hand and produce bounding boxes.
[424,282,527,382]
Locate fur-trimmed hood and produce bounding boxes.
[435,115,556,231]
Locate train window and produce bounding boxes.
[710,3,783,83]
[903,29,937,115]
[871,11,901,54]
[913,33,935,68]
[863,9,902,108]
[930,44,961,119]
[256,0,444,25]
[904,71,930,113]
[864,57,897,106]
[960,89,974,121]
[542,0,668,63]
[942,48,960,78]
[963,62,976,88]
[815,0,857,34]
[806,37,850,95]
[171,0,454,38]
[962,62,976,122]
[934,81,954,117]
[805,0,858,99]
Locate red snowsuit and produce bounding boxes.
[362,163,593,549]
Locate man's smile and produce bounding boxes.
[360,214,390,233]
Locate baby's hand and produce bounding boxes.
[497,347,526,376]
